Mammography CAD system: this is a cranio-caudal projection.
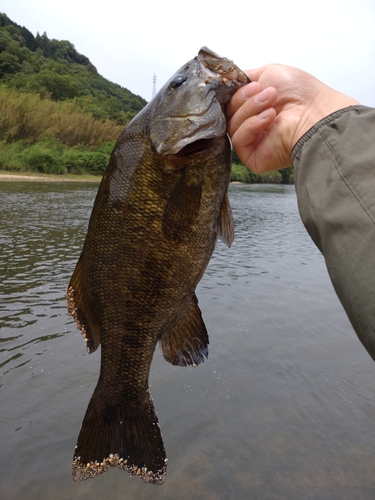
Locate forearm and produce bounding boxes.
[292,105,375,360]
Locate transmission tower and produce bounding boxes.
[152,74,157,99]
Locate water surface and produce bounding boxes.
[1,182,375,500]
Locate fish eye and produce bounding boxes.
[169,74,187,89]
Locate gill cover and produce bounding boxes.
[148,47,249,156]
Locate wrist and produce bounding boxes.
[293,87,359,147]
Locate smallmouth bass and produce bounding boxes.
[67,47,249,484]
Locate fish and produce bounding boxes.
[67,47,250,485]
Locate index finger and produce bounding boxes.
[226,80,262,121]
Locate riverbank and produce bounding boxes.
[0,171,101,182]
[0,173,250,184]
[0,170,293,184]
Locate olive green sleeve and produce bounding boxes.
[292,105,375,360]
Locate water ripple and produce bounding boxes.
[1,181,375,499]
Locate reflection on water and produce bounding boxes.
[1,181,375,500]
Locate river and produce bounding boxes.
[1,181,375,500]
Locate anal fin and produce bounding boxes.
[160,294,209,366]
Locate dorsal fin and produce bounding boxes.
[159,294,209,367]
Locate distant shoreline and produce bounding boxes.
[0,172,102,183]
[0,173,248,185]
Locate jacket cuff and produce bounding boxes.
[291,105,365,162]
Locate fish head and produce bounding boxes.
[147,47,250,158]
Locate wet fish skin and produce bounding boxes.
[67,47,249,484]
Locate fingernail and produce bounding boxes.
[254,88,270,104]
[258,108,273,120]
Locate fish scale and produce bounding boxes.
[67,47,250,484]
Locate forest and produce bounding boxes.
[0,12,292,182]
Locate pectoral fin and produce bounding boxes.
[162,170,202,240]
[67,254,101,353]
[218,193,234,248]
[160,294,209,367]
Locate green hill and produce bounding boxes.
[0,12,146,124]
[0,12,149,176]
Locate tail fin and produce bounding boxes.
[72,389,167,485]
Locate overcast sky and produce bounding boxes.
[2,0,375,105]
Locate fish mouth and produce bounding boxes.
[197,47,250,93]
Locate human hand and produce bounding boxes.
[226,64,359,173]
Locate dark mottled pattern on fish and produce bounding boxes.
[67,47,250,484]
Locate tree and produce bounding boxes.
[0,52,21,76]
[37,69,79,100]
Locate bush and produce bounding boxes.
[231,162,294,184]
[0,140,24,171]
[231,163,250,183]
[71,151,108,175]
[23,143,66,174]
[0,139,111,175]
